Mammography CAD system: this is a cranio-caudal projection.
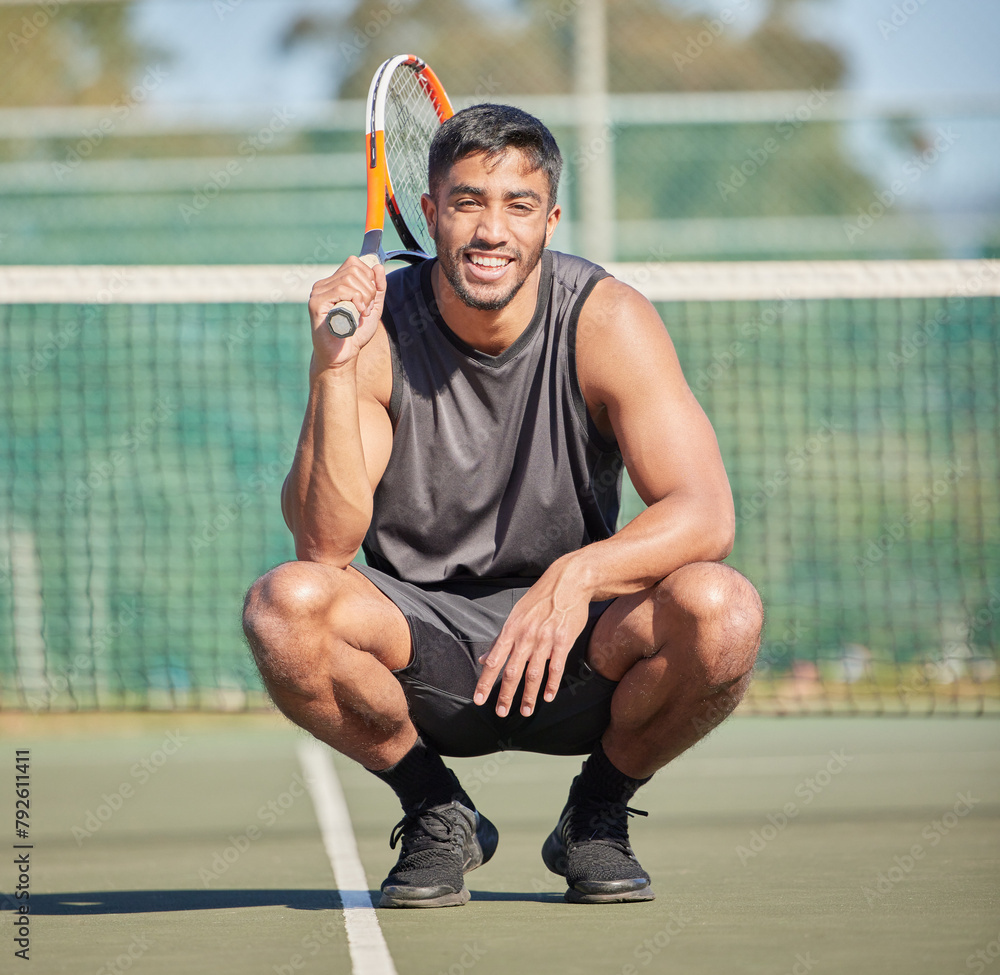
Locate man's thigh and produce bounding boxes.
[340,563,415,669]
[245,559,412,672]
[586,561,760,681]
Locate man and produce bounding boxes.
[243,104,763,908]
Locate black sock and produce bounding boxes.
[368,737,471,814]
[573,741,651,806]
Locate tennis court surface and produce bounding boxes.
[3,261,998,973]
[3,711,997,975]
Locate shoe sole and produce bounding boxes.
[565,883,655,904]
[379,886,471,909]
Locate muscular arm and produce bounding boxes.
[561,277,734,595]
[281,259,394,567]
[475,277,734,715]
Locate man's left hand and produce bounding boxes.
[473,559,593,717]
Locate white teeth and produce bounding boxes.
[469,255,510,268]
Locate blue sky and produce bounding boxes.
[131,0,999,104]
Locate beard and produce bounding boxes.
[434,234,547,312]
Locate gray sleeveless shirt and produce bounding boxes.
[362,249,623,584]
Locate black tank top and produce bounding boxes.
[362,249,623,584]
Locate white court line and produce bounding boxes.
[297,739,398,975]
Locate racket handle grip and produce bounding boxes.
[324,302,360,338]
[323,252,382,339]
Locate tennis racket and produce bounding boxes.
[324,54,453,338]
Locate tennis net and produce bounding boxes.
[1,260,998,714]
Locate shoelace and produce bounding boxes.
[570,801,648,849]
[389,805,460,852]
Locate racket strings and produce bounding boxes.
[383,66,443,254]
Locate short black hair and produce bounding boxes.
[427,103,562,210]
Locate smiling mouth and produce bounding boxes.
[465,253,513,270]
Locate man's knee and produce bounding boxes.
[245,558,338,616]
[658,562,763,683]
[242,560,343,678]
[660,562,762,632]
[244,560,329,633]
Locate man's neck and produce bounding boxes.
[430,259,544,357]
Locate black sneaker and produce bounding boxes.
[379,800,499,908]
[542,788,654,904]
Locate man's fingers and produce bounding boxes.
[473,641,509,706]
[495,651,532,717]
[338,271,376,316]
[474,638,534,718]
[517,654,548,716]
[522,637,573,715]
[477,635,576,716]
[542,656,565,704]
[309,260,380,323]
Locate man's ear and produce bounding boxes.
[544,203,561,246]
[421,193,437,238]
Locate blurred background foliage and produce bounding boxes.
[325,0,846,96]
[1,0,997,264]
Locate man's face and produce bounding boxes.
[421,150,561,312]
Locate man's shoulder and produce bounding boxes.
[574,267,671,399]
[548,249,611,295]
[567,254,651,331]
[548,252,654,329]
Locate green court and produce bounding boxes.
[5,711,997,975]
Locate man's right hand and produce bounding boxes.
[308,257,388,372]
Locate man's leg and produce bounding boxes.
[242,561,498,907]
[544,560,763,904]
[242,559,416,769]
[592,560,764,778]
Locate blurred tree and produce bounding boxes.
[1,2,157,106]
[281,0,570,99]
[282,0,849,98]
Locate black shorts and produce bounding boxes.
[354,564,618,758]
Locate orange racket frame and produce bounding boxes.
[325,55,453,338]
